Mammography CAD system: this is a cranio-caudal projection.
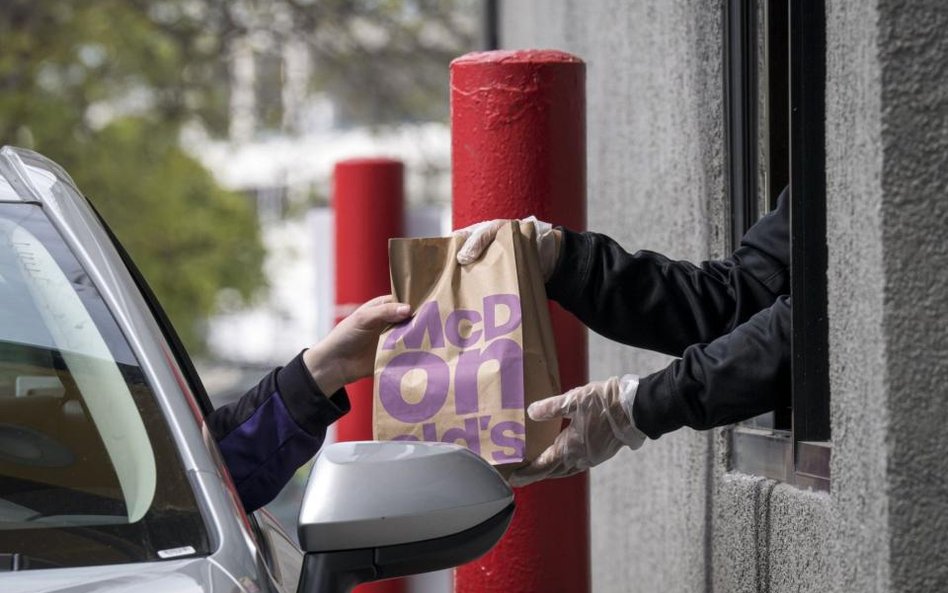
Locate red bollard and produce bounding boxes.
[451,50,590,593]
[332,158,406,593]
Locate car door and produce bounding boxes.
[251,509,304,593]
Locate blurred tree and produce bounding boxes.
[0,1,265,353]
[265,0,479,128]
[67,118,268,351]
[0,0,476,352]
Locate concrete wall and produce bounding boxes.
[870,1,948,589]
[500,1,948,591]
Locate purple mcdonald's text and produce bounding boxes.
[378,294,526,462]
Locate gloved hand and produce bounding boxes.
[454,216,562,281]
[303,295,411,394]
[509,375,647,487]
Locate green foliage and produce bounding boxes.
[0,0,264,353]
[66,118,267,352]
[0,0,476,352]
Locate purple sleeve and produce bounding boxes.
[206,351,350,512]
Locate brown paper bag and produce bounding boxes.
[373,221,561,471]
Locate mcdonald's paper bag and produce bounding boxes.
[373,221,561,471]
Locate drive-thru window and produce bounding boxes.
[727,0,831,491]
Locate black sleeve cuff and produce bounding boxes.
[275,350,351,436]
[632,370,685,440]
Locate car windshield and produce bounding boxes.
[0,202,209,570]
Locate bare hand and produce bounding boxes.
[302,295,411,394]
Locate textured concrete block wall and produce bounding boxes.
[826,1,948,592]
[871,1,948,590]
[824,1,890,591]
[501,0,948,591]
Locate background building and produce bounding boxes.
[499,1,948,592]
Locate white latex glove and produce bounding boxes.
[509,375,647,487]
[454,216,561,281]
[303,295,411,394]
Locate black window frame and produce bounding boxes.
[788,0,829,445]
[726,0,831,491]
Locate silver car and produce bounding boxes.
[0,147,513,593]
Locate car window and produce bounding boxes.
[0,203,209,570]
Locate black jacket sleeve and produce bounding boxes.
[546,189,789,356]
[544,189,790,439]
[632,296,791,439]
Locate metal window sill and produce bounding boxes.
[729,426,831,492]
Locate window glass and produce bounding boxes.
[0,203,209,569]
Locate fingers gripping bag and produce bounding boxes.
[373,221,561,474]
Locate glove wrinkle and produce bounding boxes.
[509,374,646,488]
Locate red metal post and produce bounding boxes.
[451,50,590,593]
[333,157,405,593]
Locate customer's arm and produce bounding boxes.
[205,296,410,511]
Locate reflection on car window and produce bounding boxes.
[0,203,209,569]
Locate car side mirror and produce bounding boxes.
[296,441,514,593]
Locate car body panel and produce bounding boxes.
[0,557,245,593]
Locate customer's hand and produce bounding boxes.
[303,295,411,394]
[454,216,562,281]
[509,375,647,487]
